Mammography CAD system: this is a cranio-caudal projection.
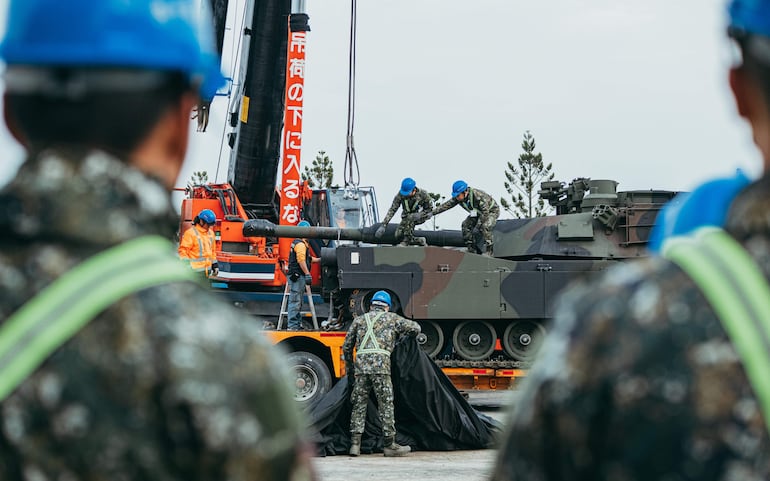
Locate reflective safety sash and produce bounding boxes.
[402,197,414,214]
[0,235,197,402]
[186,227,210,272]
[662,227,770,434]
[460,189,475,213]
[357,311,390,356]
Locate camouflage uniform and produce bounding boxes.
[0,150,315,481]
[490,175,770,481]
[434,186,500,252]
[381,187,433,245]
[342,306,421,437]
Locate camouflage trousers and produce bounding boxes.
[394,215,417,243]
[462,209,499,251]
[349,373,396,438]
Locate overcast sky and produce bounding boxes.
[0,0,762,228]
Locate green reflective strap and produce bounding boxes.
[662,227,770,434]
[358,311,389,355]
[0,236,197,402]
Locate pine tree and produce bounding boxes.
[301,150,334,188]
[426,191,446,230]
[185,171,209,195]
[500,131,555,218]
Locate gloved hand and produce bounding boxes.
[304,274,312,284]
[374,225,386,239]
[408,212,422,222]
[210,262,219,277]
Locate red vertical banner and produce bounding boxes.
[279,24,307,262]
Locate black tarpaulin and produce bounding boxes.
[307,337,503,456]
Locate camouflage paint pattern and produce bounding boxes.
[490,175,770,480]
[0,150,314,481]
[247,178,678,365]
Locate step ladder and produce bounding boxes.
[277,281,319,330]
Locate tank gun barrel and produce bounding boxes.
[243,219,465,247]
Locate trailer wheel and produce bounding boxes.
[502,321,546,362]
[287,351,332,407]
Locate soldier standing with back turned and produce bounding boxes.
[490,1,770,478]
[0,1,315,479]
[343,290,421,457]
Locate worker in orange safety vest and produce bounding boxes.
[178,208,218,276]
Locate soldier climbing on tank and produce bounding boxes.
[375,177,433,246]
[433,180,500,256]
[343,290,421,457]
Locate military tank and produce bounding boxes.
[244,178,678,369]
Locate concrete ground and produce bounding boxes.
[310,391,516,481]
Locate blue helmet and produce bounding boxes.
[297,220,311,227]
[198,209,216,225]
[729,0,770,38]
[0,0,224,100]
[400,177,416,196]
[452,180,468,198]
[371,290,392,308]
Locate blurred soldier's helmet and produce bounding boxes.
[198,209,216,225]
[0,0,225,100]
[297,220,311,227]
[729,0,770,38]
[400,177,416,196]
[371,290,392,308]
[452,180,468,198]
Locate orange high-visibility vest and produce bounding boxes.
[178,224,215,272]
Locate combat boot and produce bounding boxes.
[349,433,362,456]
[482,243,494,257]
[383,436,411,457]
[413,236,427,246]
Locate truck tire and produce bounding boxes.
[287,351,332,407]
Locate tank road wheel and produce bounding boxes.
[502,321,547,362]
[347,289,371,317]
[416,321,444,358]
[452,321,496,361]
[287,351,332,407]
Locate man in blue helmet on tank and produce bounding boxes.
[433,180,500,255]
[0,1,315,479]
[375,177,434,246]
[490,1,770,479]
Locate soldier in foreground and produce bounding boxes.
[433,180,500,255]
[0,1,315,479]
[375,177,434,246]
[490,1,770,479]
[343,291,421,457]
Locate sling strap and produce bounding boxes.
[662,227,770,434]
[0,235,197,402]
[357,311,390,356]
